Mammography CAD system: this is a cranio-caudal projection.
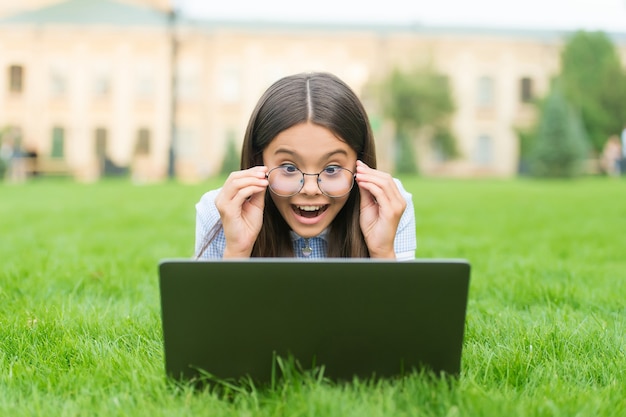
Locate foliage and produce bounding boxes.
[380,67,458,173]
[514,81,553,169]
[431,127,458,160]
[1,178,625,416]
[0,127,9,179]
[220,135,240,174]
[560,30,626,153]
[394,130,418,174]
[515,126,536,175]
[528,86,590,177]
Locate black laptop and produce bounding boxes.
[158,258,471,385]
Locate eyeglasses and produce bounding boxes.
[266,165,355,198]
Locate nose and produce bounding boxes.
[299,173,321,196]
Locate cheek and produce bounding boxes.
[331,196,350,212]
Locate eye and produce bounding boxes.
[280,164,299,174]
[323,165,342,175]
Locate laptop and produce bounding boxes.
[158,258,471,385]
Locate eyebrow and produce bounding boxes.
[273,148,349,161]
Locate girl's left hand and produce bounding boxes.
[355,160,407,258]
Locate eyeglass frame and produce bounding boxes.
[265,165,356,198]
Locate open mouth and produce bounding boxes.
[292,204,329,218]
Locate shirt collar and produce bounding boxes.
[290,228,329,242]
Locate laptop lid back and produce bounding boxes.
[159,259,470,384]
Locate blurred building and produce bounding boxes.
[1,0,625,181]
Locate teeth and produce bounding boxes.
[297,205,321,211]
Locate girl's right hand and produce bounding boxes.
[214,166,269,258]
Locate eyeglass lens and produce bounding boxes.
[267,166,354,197]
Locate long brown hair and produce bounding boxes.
[203,72,377,257]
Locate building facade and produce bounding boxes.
[1,0,625,181]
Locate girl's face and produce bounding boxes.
[262,122,358,238]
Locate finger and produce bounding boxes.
[355,168,392,207]
[231,184,268,207]
[355,161,401,190]
[226,165,268,181]
[221,167,268,200]
[357,183,377,208]
[355,161,404,205]
[356,178,406,221]
[358,180,391,210]
[216,182,268,217]
[245,186,267,209]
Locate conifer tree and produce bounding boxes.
[220,136,240,175]
[529,87,589,178]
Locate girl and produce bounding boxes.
[195,72,416,259]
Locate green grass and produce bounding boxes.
[1,176,625,416]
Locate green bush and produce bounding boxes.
[394,131,418,174]
[529,87,589,178]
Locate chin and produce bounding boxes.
[288,223,328,239]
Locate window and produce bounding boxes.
[219,66,241,103]
[135,63,155,98]
[50,64,68,97]
[176,61,199,101]
[8,65,24,93]
[473,135,493,166]
[520,77,533,103]
[174,128,197,158]
[94,76,110,96]
[95,128,108,158]
[476,76,494,108]
[136,74,154,99]
[93,63,111,97]
[134,128,151,155]
[51,127,65,158]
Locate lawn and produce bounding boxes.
[0,177,625,416]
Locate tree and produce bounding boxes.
[0,126,11,179]
[560,30,626,154]
[220,134,240,175]
[529,87,589,178]
[379,66,457,174]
